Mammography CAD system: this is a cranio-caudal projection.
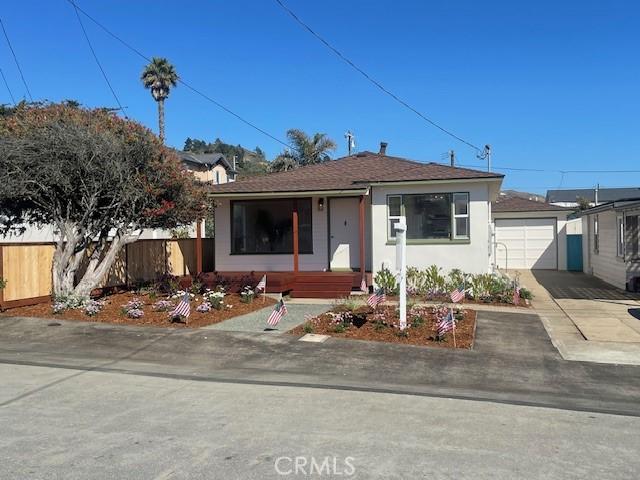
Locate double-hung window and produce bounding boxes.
[386,192,470,242]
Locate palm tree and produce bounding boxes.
[270,129,337,172]
[141,57,179,142]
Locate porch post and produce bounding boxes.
[293,199,299,272]
[196,219,203,275]
[359,195,366,278]
[0,244,4,308]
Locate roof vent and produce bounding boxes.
[379,142,388,155]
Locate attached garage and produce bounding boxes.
[495,218,557,269]
[492,196,572,271]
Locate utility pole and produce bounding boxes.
[449,150,455,167]
[485,144,492,172]
[595,183,600,205]
[345,130,355,156]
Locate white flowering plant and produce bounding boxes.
[239,286,255,304]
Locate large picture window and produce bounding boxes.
[387,192,470,241]
[231,198,313,254]
[626,215,639,261]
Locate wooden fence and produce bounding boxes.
[0,238,214,308]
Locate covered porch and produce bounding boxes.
[194,190,373,298]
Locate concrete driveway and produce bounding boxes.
[518,270,640,365]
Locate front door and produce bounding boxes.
[329,197,360,271]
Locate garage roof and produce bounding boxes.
[493,196,573,213]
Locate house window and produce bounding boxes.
[617,215,624,258]
[626,215,639,261]
[593,215,599,254]
[231,198,312,254]
[215,171,220,184]
[386,193,470,241]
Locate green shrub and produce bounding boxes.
[303,322,314,334]
[519,287,533,300]
[423,265,446,293]
[411,315,424,328]
[334,324,346,333]
[374,267,398,295]
[0,277,6,290]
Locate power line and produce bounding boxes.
[0,67,16,104]
[273,0,482,152]
[67,0,292,150]
[70,0,127,117]
[435,161,640,174]
[0,17,33,101]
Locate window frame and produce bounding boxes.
[593,214,599,254]
[230,198,314,255]
[616,215,624,258]
[386,192,471,243]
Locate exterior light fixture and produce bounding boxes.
[318,198,325,211]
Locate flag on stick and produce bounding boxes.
[360,277,367,293]
[267,298,288,327]
[367,287,386,308]
[450,284,465,303]
[437,308,455,338]
[170,292,191,320]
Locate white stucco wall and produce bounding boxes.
[370,182,492,276]
[490,210,569,270]
[583,210,627,289]
[213,196,329,271]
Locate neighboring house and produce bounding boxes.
[546,187,640,208]
[207,145,504,296]
[491,196,572,270]
[178,151,237,184]
[500,189,545,203]
[578,198,640,291]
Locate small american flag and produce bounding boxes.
[437,308,455,337]
[267,298,288,327]
[450,285,465,303]
[360,277,367,293]
[367,287,386,308]
[256,274,267,292]
[170,292,191,319]
[513,284,521,306]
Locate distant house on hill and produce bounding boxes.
[177,151,237,184]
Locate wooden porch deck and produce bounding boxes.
[198,271,373,299]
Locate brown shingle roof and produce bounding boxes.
[208,151,503,195]
[493,195,572,213]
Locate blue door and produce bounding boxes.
[567,234,583,271]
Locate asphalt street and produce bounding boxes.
[2,363,639,480]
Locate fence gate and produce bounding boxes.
[567,234,583,272]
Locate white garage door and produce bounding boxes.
[495,218,557,270]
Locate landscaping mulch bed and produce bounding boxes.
[0,292,276,329]
[289,305,476,349]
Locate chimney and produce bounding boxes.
[379,142,388,155]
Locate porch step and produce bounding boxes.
[290,273,354,298]
[290,290,351,299]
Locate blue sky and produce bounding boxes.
[1,0,638,194]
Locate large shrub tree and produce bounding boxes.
[0,103,206,298]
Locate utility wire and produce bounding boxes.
[70,0,127,117]
[435,161,640,174]
[0,67,16,104]
[67,0,293,150]
[273,0,482,152]
[0,17,33,101]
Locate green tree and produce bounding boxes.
[271,129,336,172]
[0,103,206,298]
[141,57,179,142]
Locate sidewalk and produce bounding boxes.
[517,270,640,366]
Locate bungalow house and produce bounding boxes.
[578,198,640,291]
[207,145,504,297]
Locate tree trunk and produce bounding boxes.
[158,99,165,143]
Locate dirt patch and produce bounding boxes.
[0,292,276,329]
[289,305,476,349]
